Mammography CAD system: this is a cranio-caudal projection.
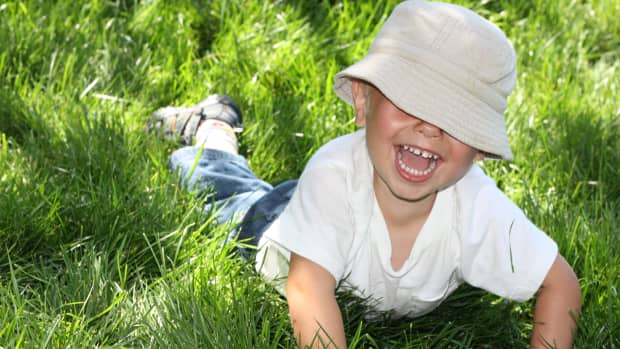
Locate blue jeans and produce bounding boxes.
[169,146,297,257]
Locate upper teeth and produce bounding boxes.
[402,145,439,159]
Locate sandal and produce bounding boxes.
[146,94,243,145]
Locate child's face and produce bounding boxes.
[351,81,482,204]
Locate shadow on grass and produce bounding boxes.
[537,109,619,202]
[0,86,49,145]
[338,285,527,348]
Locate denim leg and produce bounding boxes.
[237,179,297,258]
[169,146,273,225]
[169,146,298,257]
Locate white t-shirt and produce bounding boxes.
[256,129,558,317]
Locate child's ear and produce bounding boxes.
[351,80,368,127]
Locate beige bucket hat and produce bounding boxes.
[334,0,517,160]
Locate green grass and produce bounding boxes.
[1,0,618,347]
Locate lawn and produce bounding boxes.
[0,0,618,347]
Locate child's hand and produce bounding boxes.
[531,254,581,348]
[287,253,346,348]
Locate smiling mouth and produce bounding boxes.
[397,145,440,177]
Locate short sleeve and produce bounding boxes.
[459,185,558,301]
[261,160,354,282]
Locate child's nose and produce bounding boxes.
[414,120,441,138]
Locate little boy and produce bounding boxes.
[148,1,581,348]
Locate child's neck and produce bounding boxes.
[372,178,436,227]
[373,178,436,271]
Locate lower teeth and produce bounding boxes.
[398,152,436,176]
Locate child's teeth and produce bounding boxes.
[397,151,437,176]
[401,145,437,159]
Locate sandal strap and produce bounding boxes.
[146,106,202,145]
[198,95,243,131]
[146,94,243,144]
[180,108,202,144]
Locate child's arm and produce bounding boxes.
[530,254,581,349]
[287,252,346,349]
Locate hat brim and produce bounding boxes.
[334,53,513,160]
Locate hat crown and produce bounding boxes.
[371,0,517,100]
[333,0,517,159]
